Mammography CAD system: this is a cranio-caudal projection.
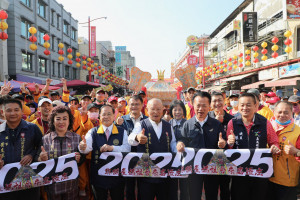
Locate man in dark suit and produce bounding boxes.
[177,91,226,200]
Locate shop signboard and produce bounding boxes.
[233,20,241,30]
[242,12,258,43]
[279,63,300,78]
[115,46,126,51]
[187,55,198,66]
[287,0,300,19]
[258,68,279,80]
[220,78,227,85]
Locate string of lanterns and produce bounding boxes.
[0,10,8,40]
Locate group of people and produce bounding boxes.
[0,78,299,200]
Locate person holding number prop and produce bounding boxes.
[177,92,225,200]
[0,99,43,199]
[268,101,300,200]
[79,105,130,200]
[128,98,177,200]
[40,106,83,200]
[226,93,280,200]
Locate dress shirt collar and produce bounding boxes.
[102,124,113,134]
[195,115,208,127]
[130,112,143,121]
[149,118,162,127]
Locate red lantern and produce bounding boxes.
[58,50,64,55]
[224,64,227,68]
[239,53,243,57]
[87,62,91,67]
[44,49,50,55]
[82,65,87,70]
[272,37,279,44]
[261,49,268,55]
[228,67,232,70]
[68,60,73,65]
[0,32,8,40]
[220,61,223,65]
[67,48,72,53]
[228,58,232,62]
[272,52,278,58]
[252,46,259,52]
[213,64,216,68]
[284,38,292,46]
[245,55,251,60]
[82,55,87,60]
[29,36,37,42]
[239,63,243,68]
[233,60,238,65]
[0,10,8,20]
[102,72,105,75]
[254,58,259,63]
[43,34,50,41]
[91,60,94,64]
[75,58,81,62]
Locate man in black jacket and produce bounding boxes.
[177,91,226,200]
[0,99,43,199]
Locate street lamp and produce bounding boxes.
[79,16,107,82]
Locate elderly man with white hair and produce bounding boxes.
[128,98,177,200]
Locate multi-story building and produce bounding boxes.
[5,0,79,84]
[0,0,9,82]
[78,37,115,83]
[206,0,300,95]
[115,46,135,80]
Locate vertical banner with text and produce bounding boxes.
[242,12,258,43]
[91,26,96,57]
[198,45,204,68]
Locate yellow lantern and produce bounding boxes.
[67,54,73,59]
[238,58,243,63]
[29,27,37,34]
[224,59,227,63]
[224,68,227,72]
[233,55,237,60]
[76,52,81,57]
[261,42,268,48]
[271,45,278,51]
[91,64,94,68]
[253,52,259,58]
[82,61,87,65]
[87,58,91,62]
[58,43,64,49]
[210,72,213,75]
[43,42,50,49]
[87,67,91,71]
[29,44,37,51]
[94,71,98,75]
[0,22,8,30]
[261,55,268,61]
[213,68,216,71]
[233,65,238,69]
[228,62,233,66]
[94,63,98,67]
[58,56,64,61]
[220,66,223,69]
[284,30,292,38]
[76,63,81,67]
[102,68,105,71]
[245,49,251,55]
[216,62,220,66]
[98,70,101,73]
[285,46,292,53]
[245,61,251,66]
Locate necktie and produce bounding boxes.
[105,128,110,140]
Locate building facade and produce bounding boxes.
[115,46,135,80]
[6,0,79,84]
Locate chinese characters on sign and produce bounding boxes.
[90,26,96,57]
[187,55,198,66]
[198,45,204,68]
[242,12,258,43]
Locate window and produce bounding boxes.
[21,19,31,38]
[71,28,76,40]
[65,66,70,78]
[22,52,32,70]
[51,10,55,25]
[57,38,61,51]
[37,0,46,18]
[38,29,46,45]
[21,0,31,7]
[58,63,61,77]
[51,35,55,51]
[297,27,300,52]
[52,61,56,75]
[63,20,69,35]
[72,68,77,79]
[72,48,76,60]
[39,57,47,73]
[57,15,60,29]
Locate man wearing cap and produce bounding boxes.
[108,96,122,120]
[116,95,148,200]
[264,92,277,106]
[268,101,300,200]
[288,95,300,127]
[185,87,196,120]
[260,90,268,106]
[31,98,53,135]
[95,89,106,106]
[226,93,280,200]
[78,102,100,197]
[247,89,274,120]
[118,97,127,116]
[79,105,130,200]
[182,90,189,105]
[266,97,281,112]
[229,94,239,116]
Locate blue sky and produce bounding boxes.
[57,0,245,78]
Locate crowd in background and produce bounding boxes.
[0,79,299,200]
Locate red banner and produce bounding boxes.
[91,26,96,57]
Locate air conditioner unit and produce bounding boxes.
[252,63,261,68]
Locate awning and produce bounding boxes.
[264,77,300,87]
[54,80,100,87]
[226,72,256,82]
[241,80,266,90]
[203,85,224,92]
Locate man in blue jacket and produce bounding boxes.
[0,99,43,199]
[177,91,226,200]
[116,95,147,200]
